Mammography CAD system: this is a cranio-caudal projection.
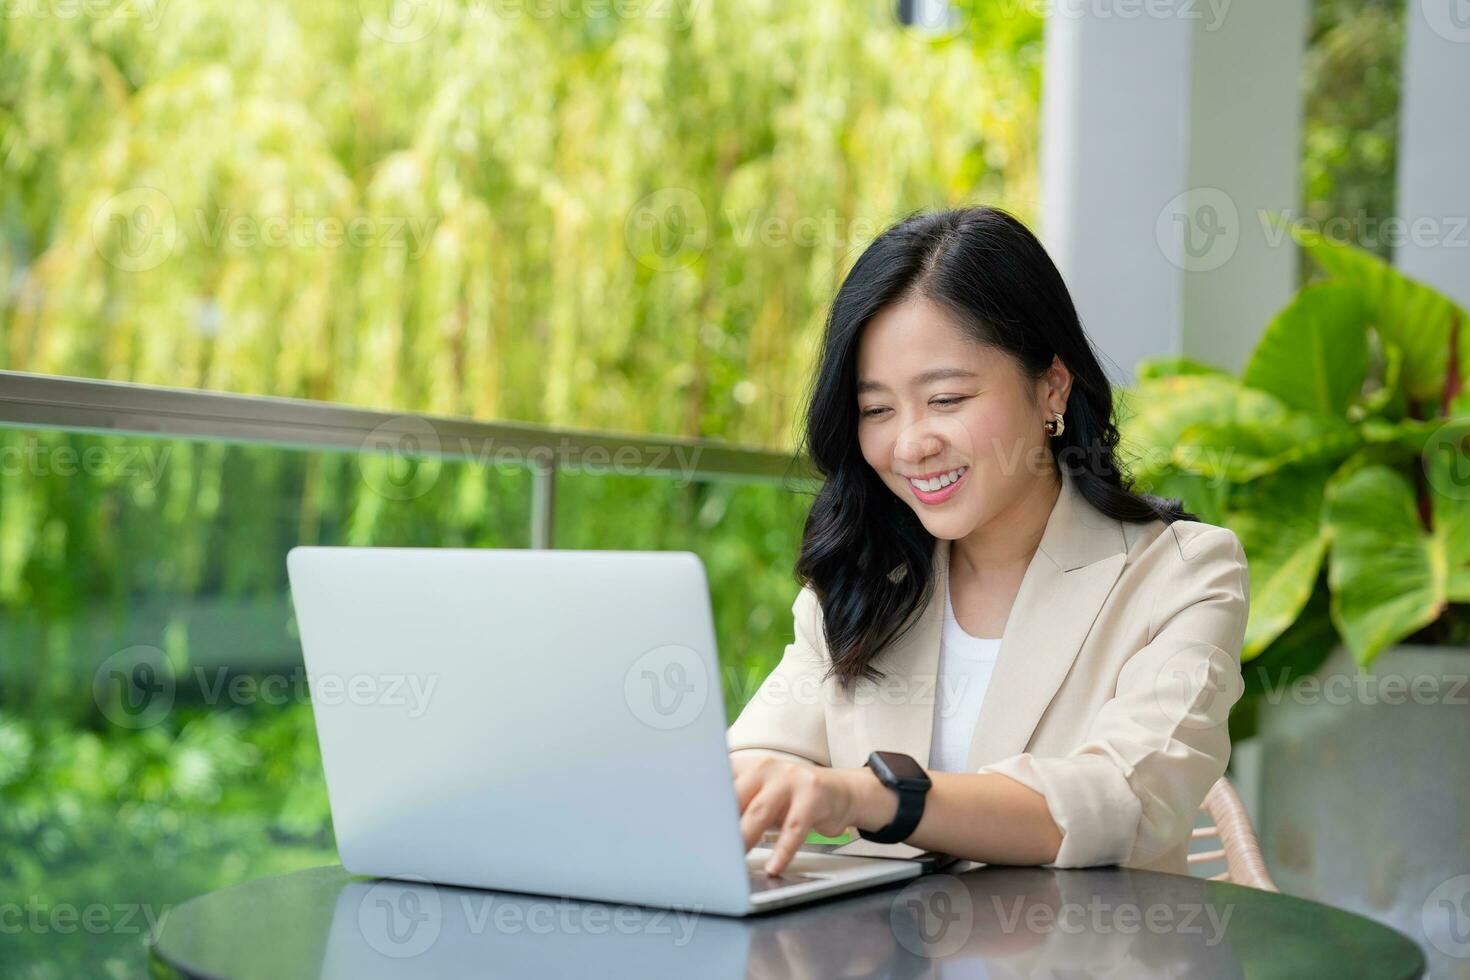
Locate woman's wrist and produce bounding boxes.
[840,765,900,832]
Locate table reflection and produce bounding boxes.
[154,862,1277,979]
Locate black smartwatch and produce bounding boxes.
[858,751,931,844]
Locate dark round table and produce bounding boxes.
[150,862,1425,979]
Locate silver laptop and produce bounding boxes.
[286,546,947,916]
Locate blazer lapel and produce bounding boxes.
[966,469,1128,769]
[851,544,947,767]
[853,469,1129,771]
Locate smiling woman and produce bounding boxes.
[727,207,1251,878]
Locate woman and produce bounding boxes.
[727,206,1249,879]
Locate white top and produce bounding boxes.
[928,567,1002,773]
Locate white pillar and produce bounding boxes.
[1395,3,1470,309]
[1039,0,1309,385]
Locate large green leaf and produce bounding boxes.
[1424,417,1470,602]
[1359,415,1442,452]
[1135,356,1231,382]
[1241,582,1337,699]
[1296,231,1468,405]
[1353,337,1406,419]
[1116,380,1225,483]
[1323,465,1446,666]
[1132,468,1229,525]
[1243,282,1369,416]
[1453,386,1470,417]
[1228,467,1333,659]
[1172,418,1360,482]
[1117,376,1317,481]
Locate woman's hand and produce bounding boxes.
[731,755,891,876]
[731,756,1065,873]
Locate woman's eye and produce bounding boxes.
[861,398,966,418]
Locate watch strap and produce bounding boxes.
[858,753,930,844]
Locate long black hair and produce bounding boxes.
[794,206,1196,689]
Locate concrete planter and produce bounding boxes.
[1234,643,1470,978]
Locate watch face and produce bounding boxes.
[873,751,931,789]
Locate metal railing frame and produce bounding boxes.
[0,370,818,549]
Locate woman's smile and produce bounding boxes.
[905,464,970,504]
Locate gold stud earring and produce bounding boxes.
[1043,411,1065,438]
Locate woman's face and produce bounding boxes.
[855,295,1068,542]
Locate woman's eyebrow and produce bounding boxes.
[856,367,979,394]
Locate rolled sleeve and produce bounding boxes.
[980,525,1250,868]
[725,584,832,768]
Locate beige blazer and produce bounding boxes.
[725,467,1250,875]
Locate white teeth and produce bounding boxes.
[909,467,967,493]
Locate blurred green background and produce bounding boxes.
[0,0,1401,975]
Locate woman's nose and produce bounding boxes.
[893,414,974,467]
[894,424,944,464]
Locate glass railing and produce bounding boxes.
[0,370,815,979]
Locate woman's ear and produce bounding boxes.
[1043,355,1072,413]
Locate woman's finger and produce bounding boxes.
[739,784,789,852]
[734,768,765,811]
[763,798,816,876]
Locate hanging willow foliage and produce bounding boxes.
[0,2,1041,726]
[1,0,1041,447]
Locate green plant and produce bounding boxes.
[1117,231,1470,686]
[0,0,1042,452]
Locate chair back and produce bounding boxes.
[1188,777,1277,891]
